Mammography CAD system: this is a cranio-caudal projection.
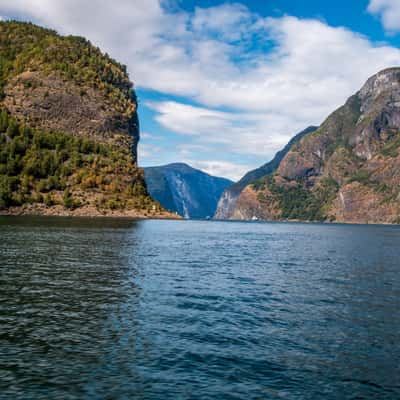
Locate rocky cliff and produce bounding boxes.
[231,68,400,224]
[0,21,171,218]
[214,126,317,219]
[145,163,232,219]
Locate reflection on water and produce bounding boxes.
[0,217,146,399]
[0,217,400,399]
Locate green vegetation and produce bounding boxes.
[0,109,159,212]
[380,134,400,158]
[266,176,322,220]
[325,140,353,159]
[347,168,397,200]
[314,177,340,219]
[0,21,163,214]
[253,175,339,221]
[252,178,266,192]
[348,170,372,185]
[296,94,361,153]
[0,21,136,111]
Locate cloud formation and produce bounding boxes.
[2,0,400,178]
[184,160,253,182]
[147,100,294,157]
[368,0,400,33]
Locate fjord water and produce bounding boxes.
[1,218,399,399]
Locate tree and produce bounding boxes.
[62,188,74,209]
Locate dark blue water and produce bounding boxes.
[0,217,399,399]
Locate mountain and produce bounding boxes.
[214,126,317,219]
[0,21,172,218]
[230,68,400,224]
[144,163,233,218]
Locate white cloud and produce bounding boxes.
[138,142,163,161]
[140,132,154,140]
[140,131,165,141]
[176,143,212,158]
[191,3,257,42]
[3,2,399,114]
[147,101,232,136]
[368,0,400,33]
[2,1,400,177]
[146,100,295,158]
[185,160,252,181]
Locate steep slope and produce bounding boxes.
[145,163,233,218]
[214,126,317,219]
[232,68,400,224]
[0,21,170,217]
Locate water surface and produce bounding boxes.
[1,217,399,399]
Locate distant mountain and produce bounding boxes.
[144,163,233,218]
[214,126,318,219]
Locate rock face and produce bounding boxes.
[214,126,317,219]
[231,68,400,224]
[3,71,139,157]
[0,21,168,217]
[145,163,233,218]
[1,22,139,158]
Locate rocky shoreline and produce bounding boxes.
[0,204,180,220]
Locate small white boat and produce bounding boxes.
[251,216,259,221]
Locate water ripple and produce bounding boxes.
[1,217,400,399]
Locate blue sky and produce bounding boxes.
[1,0,400,180]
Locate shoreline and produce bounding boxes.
[0,204,181,220]
[1,208,398,226]
[212,217,400,227]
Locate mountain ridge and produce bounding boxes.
[228,67,400,224]
[145,163,232,218]
[214,126,318,219]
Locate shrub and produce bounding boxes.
[349,170,371,184]
[0,107,153,211]
[62,189,75,209]
[44,193,54,206]
[0,177,12,208]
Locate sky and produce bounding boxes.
[1,0,400,180]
